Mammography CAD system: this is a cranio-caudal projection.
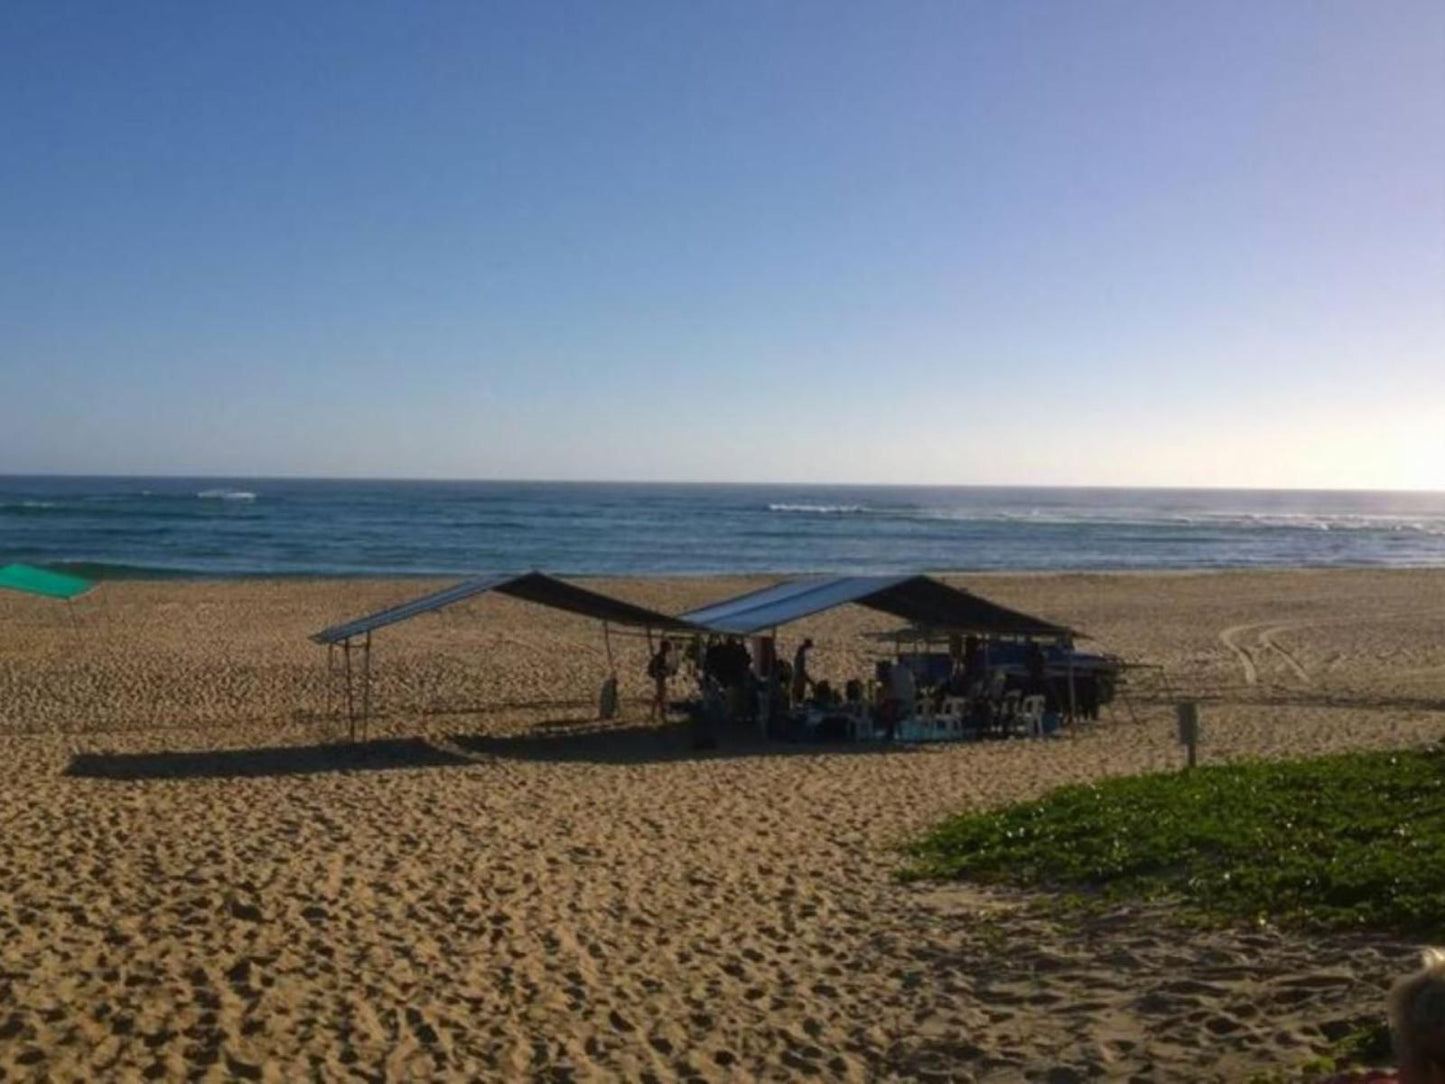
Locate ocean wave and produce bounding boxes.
[767,503,870,515]
[897,507,1445,535]
[761,500,1445,534]
[196,489,257,501]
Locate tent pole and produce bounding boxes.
[602,620,615,676]
[362,630,372,741]
[1119,668,1141,725]
[326,642,335,720]
[344,638,355,742]
[1067,651,1077,724]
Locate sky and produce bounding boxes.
[1,1,1441,489]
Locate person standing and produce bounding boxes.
[791,638,814,705]
[648,638,673,722]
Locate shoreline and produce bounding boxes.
[34,561,1445,583]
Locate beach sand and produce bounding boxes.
[0,570,1442,1081]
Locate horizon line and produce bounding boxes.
[0,472,1441,496]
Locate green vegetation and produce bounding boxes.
[906,748,1445,936]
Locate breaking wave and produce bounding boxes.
[763,501,1445,535]
[767,503,870,515]
[196,489,257,501]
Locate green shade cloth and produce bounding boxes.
[0,564,94,601]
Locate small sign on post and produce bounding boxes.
[1176,701,1200,770]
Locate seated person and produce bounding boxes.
[875,662,900,740]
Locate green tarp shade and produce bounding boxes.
[0,564,94,601]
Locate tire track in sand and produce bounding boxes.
[1222,607,1445,690]
[1218,621,1313,687]
[1218,624,1260,685]
[1258,626,1311,684]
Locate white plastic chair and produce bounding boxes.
[1000,689,1022,733]
[1019,694,1046,738]
[847,704,874,742]
[987,671,1008,702]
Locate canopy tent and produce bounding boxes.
[680,574,1074,640]
[312,570,695,645]
[683,574,1094,732]
[312,571,698,739]
[0,563,95,602]
[311,570,1079,743]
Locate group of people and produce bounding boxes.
[637,621,1128,749]
[643,630,1068,742]
[644,634,822,731]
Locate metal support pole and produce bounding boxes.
[1121,682,1140,725]
[1067,651,1078,724]
[362,631,372,741]
[344,638,355,742]
[326,642,335,720]
[602,621,615,676]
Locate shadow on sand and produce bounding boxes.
[63,719,919,781]
[65,737,477,782]
[446,719,920,765]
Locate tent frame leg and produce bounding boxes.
[1118,677,1141,725]
[361,631,372,741]
[1067,651,1077,725]
[344,638,355,742]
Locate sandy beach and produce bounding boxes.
[1,569,1442,1081]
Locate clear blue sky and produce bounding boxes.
[2,1,1441,487]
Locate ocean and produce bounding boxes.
[1,476,1443,578]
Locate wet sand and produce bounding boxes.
[0,570,1442,1081]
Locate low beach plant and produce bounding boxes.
[905,748,1445,936]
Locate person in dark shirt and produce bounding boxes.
[1025,640,1047,696]
[647,638,673,722]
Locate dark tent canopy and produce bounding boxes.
[312,570,696,645]
[680,574,1073,640]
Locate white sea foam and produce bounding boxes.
[767,503,869,515]
[883,506,1445,535]
[196,489,257,501]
